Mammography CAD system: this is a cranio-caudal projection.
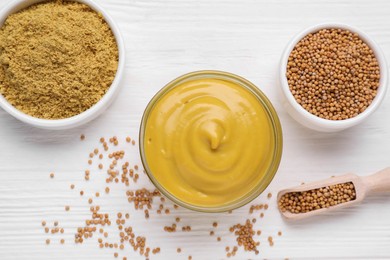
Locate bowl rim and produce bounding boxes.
[279,22,388,130]
[139,70,283,213]
[0,0,125,130]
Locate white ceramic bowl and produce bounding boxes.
[0,0,125,130]
[279,23,388,132]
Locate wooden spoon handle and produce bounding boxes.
[363,167,390,193]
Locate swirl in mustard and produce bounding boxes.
[144,78,274,207]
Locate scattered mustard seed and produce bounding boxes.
[229,219,259,254]
[268,236,274,247]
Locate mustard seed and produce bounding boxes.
[46,239,50,245]
[80,134,85,140]
[268,236,274,247]
[60,239,65,244]
[229,219,259,254]
[42,221,46,227]
[287,28,380,120]
[65,206,70,211]
[50,172,54,178]
[70,184,75,189]
[278,182,356,213]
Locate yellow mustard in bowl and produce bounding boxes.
[140,71,282,212]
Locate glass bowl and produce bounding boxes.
[139,70,283,213]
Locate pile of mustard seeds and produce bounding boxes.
[0,0,118,119]
[286,28,380,120]
[43,134,284,259]
[278,182,356,214]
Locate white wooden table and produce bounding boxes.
[1,0,390,259]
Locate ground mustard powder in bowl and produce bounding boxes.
[140,71,283,212]
[0,0,119,120]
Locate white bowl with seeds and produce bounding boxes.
[279,23,388,132]
[0,0,125,130]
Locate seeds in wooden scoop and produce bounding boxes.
[278,182,356,213]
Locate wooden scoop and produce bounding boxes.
[277,167,390,221]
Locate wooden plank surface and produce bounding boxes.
[0,0,389,259]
